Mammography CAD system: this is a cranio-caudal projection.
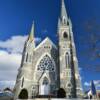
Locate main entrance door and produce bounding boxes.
[39,77,50,95]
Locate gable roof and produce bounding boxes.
[34,37,57,51]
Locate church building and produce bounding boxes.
[14,0,83,99]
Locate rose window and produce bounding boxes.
[37,55,55,71]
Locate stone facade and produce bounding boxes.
[14,0,83,99]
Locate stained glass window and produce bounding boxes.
[37,55,55,71]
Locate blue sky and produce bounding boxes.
[0,0,100,91]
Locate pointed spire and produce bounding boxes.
[28,21,34,41]
[61,0,68,24]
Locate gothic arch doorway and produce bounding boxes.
[18,88,28,99]
[39,77,50,95]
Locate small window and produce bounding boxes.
[67,21,69,25]
[44,46,50,49]
[29,55,32,62]
[68,83,71,87]
[26,53,28,62]
[21,77,24,88]
[43,77,49,85]
[63,32,68,39]
[65,52,70,68]
[63,16,66,24]
[64,18,66,24]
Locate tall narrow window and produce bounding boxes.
[64,18,66,24]
[63,16,66,24]
[21,77,24,88]
[65,52,70,68]
[26,53,28,62]
[43,77,49,85]
[29,55,31,62]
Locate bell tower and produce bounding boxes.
[58,0,82,98]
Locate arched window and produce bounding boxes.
[37,55,55,71]
[63,32,68,39]
[67,21,69,25]
[67,83,71,87]
[26,53,28,62]
[21,77,24,88]
[26,53,32,62]
[64,18,66,24]
[63,16,66,24]
[43,77,49,85]
[29,54,32,62]
[65,52,70,68]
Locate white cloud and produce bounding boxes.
[34,37,42,43]
[0,50,21,89]
[0,35,27,53]
[0,35,42,89]
[94,80,100,84]
[0,35,42,53]
[0,80,15,90]
[84,82,90,86]
[94,80,100,88]
[84,80,100,88]
[0,50,21,71]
